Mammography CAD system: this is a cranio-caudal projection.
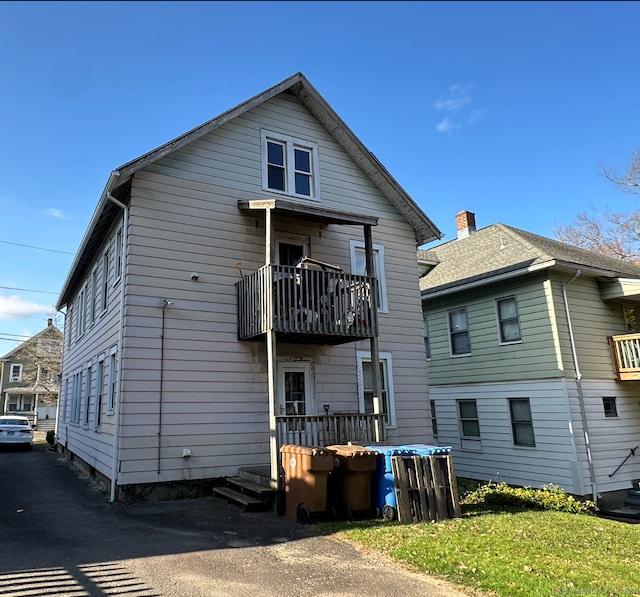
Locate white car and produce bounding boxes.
[0,416,34,450]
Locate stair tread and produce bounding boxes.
[227,476,276,496]
[214,486,264,506]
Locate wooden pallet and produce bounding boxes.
[391,455,461,524]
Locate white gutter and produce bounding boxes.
[561,269,599,507]
[106,190,128,503]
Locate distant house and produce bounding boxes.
[0,318,62,429]
[55,73,442,502]
[420,210,640,509]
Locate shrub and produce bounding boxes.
[461,481,595,514]
[45,430,55,445]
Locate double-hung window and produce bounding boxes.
[76,286,86,339]
[423,315,431,359]
[449,308,470,355]
[94,358,104,429]
[509,398,535,446]
[497,296,522,343]
[350,241,388,313]
[430,399,438,438]
[458,399,481,450]
[10,364,22,383]
[114,227,123,284]
[261,130,319,199]
[107,348,117,413]
[83,364,92,427]
[357,351,395,427]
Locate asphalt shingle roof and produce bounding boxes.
[419,223,640,295]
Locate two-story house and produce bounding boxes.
[0,318,62,429]
[55,73,442,503]
[420,210,640,510]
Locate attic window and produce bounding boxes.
[261,130,319,199]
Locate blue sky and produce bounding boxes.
[1,1,639,355]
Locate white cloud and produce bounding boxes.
[0,295,54,320]
[42,208,71,220]
[434,83,483,133]
[436,117,459,134]
[434,84,473,112]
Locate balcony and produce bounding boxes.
[609,333,640,380]
[237,264,377,345]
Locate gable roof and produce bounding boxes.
[0,322,63,360]
[57,73,441,309]
[419,223,640,297]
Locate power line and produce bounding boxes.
[0,286,59,295]
[0,239,75,255]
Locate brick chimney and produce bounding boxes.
[456,210,476,239]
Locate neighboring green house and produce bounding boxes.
[420,210,640,510]
[0,319,62,429]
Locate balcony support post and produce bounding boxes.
[364,224,382,443]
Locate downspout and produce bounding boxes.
[561,269,599,506]
[107,186,127,503]
[157,298,172,476]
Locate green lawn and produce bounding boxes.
[320,507,640,596]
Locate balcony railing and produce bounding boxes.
[237,265,377,343]
[609,333,640,380]
[276,413,385,448]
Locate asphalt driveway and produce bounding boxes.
[0,442,472,597]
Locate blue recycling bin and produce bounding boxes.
[365,445,416,521]
[400,443,452,456]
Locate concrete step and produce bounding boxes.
[623,495,640,507]
[213,487,266,512]
[238,466,276,489]
[226,476,276,500]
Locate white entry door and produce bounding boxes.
[277,361,314,419]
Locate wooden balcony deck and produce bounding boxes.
[609,333,640,380]
[237,265,377,344]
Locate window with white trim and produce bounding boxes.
[356,351,395,427]
[458,399,480,438]
[114,227,123,283]
[107,348,117,412]
[423,315,431,359]
[449,308,470,356]
[9,364,22,383]
[430,399,438,437]
[90,267,97,324]
[261,130,320,199]
[509,398,535,446]
[497,296,522,344]
[83,364,92,427]
[70,371,81,424]
[94,358,104,429]
[350,240,388,313]
[101,250,109,312]
[76,286,86,339]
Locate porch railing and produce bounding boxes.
[276,413,385,449]
[608,334,640,380]
[237,265,377,341]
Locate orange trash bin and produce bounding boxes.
[327,444,377,518]
[280,445,336,524]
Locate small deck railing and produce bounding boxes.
[237,265,377,342]
[609,334,640,380]
[276,413,385,448]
